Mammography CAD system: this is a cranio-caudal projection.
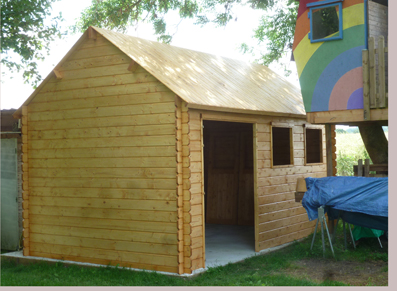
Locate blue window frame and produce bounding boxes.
[308,0,344,43]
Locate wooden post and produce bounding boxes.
[175,97,184,274]
[253,123,259,252]
[362,49,370,120]
[378,36,386,108]
[325,124,334,177]
[88,26,97,40]
[368,37,376,109]
[325,124,335,235]
[358,159,363,177]
[364,159,370,177]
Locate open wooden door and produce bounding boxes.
[204,121,254,226]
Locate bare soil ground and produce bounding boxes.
[275,258,388,286]
[272,237,388,286]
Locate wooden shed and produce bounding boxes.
[13,26,328,275]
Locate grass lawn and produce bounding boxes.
[1,222,388,286]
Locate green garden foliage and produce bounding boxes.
[1,0,64,86]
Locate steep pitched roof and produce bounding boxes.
[14,26,305,118]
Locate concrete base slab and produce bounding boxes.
[2,224,298,277]
[205,223,255,268]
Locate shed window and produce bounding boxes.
[272,127,293,166]
[308,0,343,43]
[305,128,323,164]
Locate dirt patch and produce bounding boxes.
[273,259,388,286]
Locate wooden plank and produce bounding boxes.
[28,102,176,121]
[33,82,172,103]
[253,123,259,252]
[60,53,130,71]
[29,124,175,140]
[258,227,314,251]
[325,124,333,177]
[30,214,177,233]
[29,135,175,150]
[88,27,97,39]
[378,36,386,108]
[79,34,109,48]
[364,159,370,177]
[29,205,178,222]
[258,220,314,241]
[53,70,62,80]
[29,196,177,211]
[258,193,294,205]
[368,37,376,108]
[47,64,149,83]
[258,200,298,215]
[67,44,123,61]
[30,187,176,201]
[257,164,326,178]
[29,146,176,159]
[258,203,306,226]
[29,156,176,169]
[45,71,158,91]
[128,60,139,72]
[28,177,176,191]
[29,250,178,273]
[29,242,178,267]
[28,113,175,131]
[357,159,363,176]
[258,213,309,233]
[258,184,295,196]
[30,167,176,179]
[30,233,178,256]
[306,109,388,124]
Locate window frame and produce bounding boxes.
[270,123,294,168]
[304,124,325,166]
[308,0,344,43]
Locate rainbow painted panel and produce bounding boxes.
[293,0,365,113]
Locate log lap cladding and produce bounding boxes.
[13,26,328,275]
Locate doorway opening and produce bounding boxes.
[203,120,255,267]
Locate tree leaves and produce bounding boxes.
[72,0,279,42]
[1,0,64,86]
[240,0,298,75]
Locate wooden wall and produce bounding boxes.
[368,1,388,87]
[176,102,205,274]
[189,110,326,266]
[23,34,180,273]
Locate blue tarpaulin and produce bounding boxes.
[302,177,388,230]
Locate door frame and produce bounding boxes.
[200,115,259,268]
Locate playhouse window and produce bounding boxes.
[272,127,293,166]
[308,0,343,43]
[305,128,323,164]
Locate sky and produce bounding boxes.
[0,0,300,110]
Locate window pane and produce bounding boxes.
[306,128,322,164]
[272,127,292,166]
[312,5,340,40]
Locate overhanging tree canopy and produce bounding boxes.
[1,0,64,86]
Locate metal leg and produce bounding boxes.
[348,224,356,249]
[311,207,336,258]
[311,218,319,250]
[323,213,335,258]
[377,237,383,248]
[332,217,340,243]
[343,221,347,250]
[321,218,325,258]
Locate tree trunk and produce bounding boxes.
[358,125,388,164]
